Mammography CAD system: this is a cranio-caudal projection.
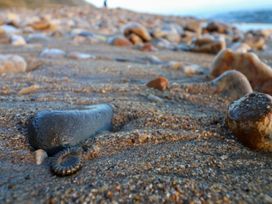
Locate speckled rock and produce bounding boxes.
[227,92,272,151]
[146,76,169,91]
[0,54,27,74]
[210,49,272,95]
[123,22,151,42]
[28,104,113,155]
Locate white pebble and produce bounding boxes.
[35,149,48,165]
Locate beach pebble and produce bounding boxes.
[210,49,272,95]
[27,33,50,43]
[226,92,272,151]
[5,12,20,27]
[108,36,132,47]
[243,33,266,50]
[0,25,19,34]
[0,54,27,74]
[25,57,43,71]
[152,38,176,50]
[229,42,251,53]
[184,20,202,36]
[152,24,183,43]
[257,29,272,38]
[0,28,10,44]
[146,76,169,91]
[140,55,162,65]
[209,70,253,100]
[205,21,231,34]
[138,134,151,143]
[10,35,26,46]
[163,61,206,76]
[139,43,157,52]
[189,35,226,54]
[67,52,95,60]
[182,64,206,76]
[147,94,164,103]
[40,48,66,58]
[30,19,54,31]
[18,84,39,95]
[28,104,113,155]
[34,149,48,165]
[123,22,151,42]
[128,33,143,45]
[180,31,196,44]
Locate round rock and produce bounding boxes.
[0,54,27,74]
[210,70,253,100]
[227,92,272,151]
[28,104,113,155]
[123,22,151,42]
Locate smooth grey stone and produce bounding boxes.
[28,104,113,155]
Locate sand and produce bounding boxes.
[0,6,271,204]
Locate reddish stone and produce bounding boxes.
[146,76,169,91]
[140,43,157,52]
[110,36,132,47]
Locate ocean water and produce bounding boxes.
[209,9,272,31]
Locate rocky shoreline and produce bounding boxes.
[0,4,271,203]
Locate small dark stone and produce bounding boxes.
[28,104,113,155]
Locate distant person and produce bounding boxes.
[104,0,107,8]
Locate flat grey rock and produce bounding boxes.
[28,104,113,155]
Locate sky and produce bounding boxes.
[86,0,272,17]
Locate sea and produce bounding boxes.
[207,9,272,31]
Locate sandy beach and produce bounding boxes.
[0,4,271,203]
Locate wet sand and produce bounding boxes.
[0,6,272,204]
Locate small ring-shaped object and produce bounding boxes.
[51,147,83,176]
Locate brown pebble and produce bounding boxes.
[209,70,253,100]
[140,43,157,52]
[146,76,169,91]
[109,36,132,47]
[128,33,143,45]
[123,22,151,42]
[227,92,272,151]
[18,84,39,95]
